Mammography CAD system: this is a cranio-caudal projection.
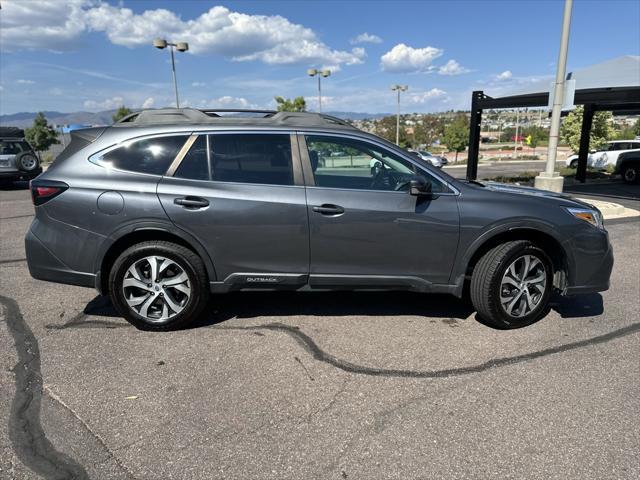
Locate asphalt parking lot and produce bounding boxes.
[1,183,639,480]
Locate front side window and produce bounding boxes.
[98,135,188,175]
[209,134,293,186]
[305,135,446,192]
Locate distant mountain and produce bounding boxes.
[0,109,394,128]
[0,110,118,128]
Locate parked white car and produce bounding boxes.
[565,140,640,169]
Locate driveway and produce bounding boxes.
[1,184,639,479]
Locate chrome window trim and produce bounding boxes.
[298,130,460,196]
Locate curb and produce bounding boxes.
[577,198,640,220]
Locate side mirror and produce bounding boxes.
[410,176,432,196]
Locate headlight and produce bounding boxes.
[566,207,604,229]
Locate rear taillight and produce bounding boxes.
[30,180,68,206]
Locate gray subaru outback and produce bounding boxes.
[25,108,613,330]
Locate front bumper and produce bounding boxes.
[565,231,614,295]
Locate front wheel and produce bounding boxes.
[569,159,578,169]
[470,241,553,329]
[109,241,209,330]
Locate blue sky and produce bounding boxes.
[1,0,638,115]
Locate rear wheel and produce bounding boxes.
[621,164,639,184]
[470,241,553,329]
[569,159,578,169]
[109,241,209,330]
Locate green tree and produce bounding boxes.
[560,106,613,153]
[442,113,469,162]
[412,115,445,148]
[112,106,132,122]
[373,115,411,147]
[525,125,548,151]
[24,112,59,160]
[633,118,640,137]
[274,96,306,112]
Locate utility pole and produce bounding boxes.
[514,108,520,157]
[535,0,573,192]
[391,85,408,145]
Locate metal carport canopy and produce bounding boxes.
[466,56,640,182]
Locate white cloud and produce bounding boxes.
[438,60,471,76]
[1,1,364,67]
[141,97,155,109]
[496,70,513,80]
[49,87,64,96]
[83,96,125,110]
[380,43,443,72]
[17,79,36,85]
[191,82,206,87]
[196,96,256,109]
[351,32,382,44]
[411,88,447,103]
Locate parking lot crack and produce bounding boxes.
[1,293,90,479]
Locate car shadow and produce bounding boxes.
[62,290,605,332]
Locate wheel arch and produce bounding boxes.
[97,225,217,294]
[454,226,573,296]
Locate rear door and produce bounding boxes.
[157,132,310,288]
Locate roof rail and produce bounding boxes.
[112,108,357,130]
[201,109,277,117]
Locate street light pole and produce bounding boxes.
[391,85,408,145]
[154,39,189,108]
[308,69,331,113]
[535,0,573,192]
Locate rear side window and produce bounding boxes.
[210,134,293,186]
[174,136,209,180]
[0,141,30,155]
[98,135,187,175]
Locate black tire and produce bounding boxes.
[470,240,553,329]
[15,152,40,172]
[108,241,209,331]
[569,159,578,169]
[621,164,640,184]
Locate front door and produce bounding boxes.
[301,133,460,289]
[157,132,309,288]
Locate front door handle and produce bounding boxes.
[174,196,209,209]
[312,204,345,215]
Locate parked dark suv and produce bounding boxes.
[26,109,613,330]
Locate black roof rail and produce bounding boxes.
[112,108,358,130]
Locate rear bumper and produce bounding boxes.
[25,229,95,288]
[0,167,42,180]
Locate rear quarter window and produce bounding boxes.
[97,135,188,175]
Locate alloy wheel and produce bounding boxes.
[499,254,547,318]
[122,255,191,322]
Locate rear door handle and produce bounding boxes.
[312,204,344,215]
[174,196,210,209]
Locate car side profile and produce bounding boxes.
[26,108,613,331]
[565,139,640,169]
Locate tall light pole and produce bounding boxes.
[153,38,189,108]
[391,85,408,145]
[535,0,573,192]
[308,69,331,112]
